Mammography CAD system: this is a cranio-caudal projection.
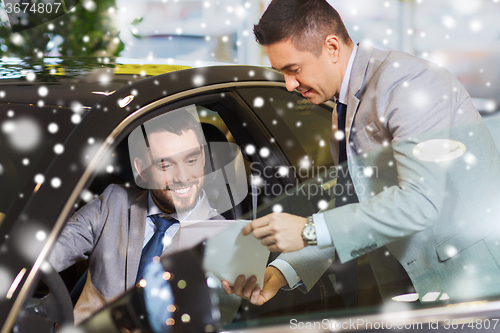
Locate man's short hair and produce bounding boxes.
[128,109,206,179]
[253,0,352,56]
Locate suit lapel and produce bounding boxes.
[345,43,374,143]
[126,190,148,290]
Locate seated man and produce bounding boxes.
[48,109,230,325]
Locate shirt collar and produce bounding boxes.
[147,190,204,221]
[337,44,358,105]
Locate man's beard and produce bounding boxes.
[151,180,203,214]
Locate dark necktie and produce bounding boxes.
[336,102,348,164]
[333,101,358,307]
[136,214,178,284]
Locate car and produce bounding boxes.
[2,56,500,333]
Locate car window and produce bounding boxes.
[73,103,251,219]
[237,87,335,182]
[0,106,76,235]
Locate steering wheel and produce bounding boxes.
[20,261,74,330]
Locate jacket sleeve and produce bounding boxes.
[47,184,122,272]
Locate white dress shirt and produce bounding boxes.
[143,191,202,250]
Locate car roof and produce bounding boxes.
[0,57,281,108]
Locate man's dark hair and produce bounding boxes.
[128,109,205,170]
[253,0,352,56]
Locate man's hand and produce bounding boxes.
[242,213,307,252]
[221,266,287,306]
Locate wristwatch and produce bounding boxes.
[302,216,317,245]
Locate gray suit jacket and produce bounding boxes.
[280,43,500,301]
[48,184,224,325]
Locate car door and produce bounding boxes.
[0,65,327,332]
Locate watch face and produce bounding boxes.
[303,225,316,240]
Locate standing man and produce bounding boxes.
[49,110,227,324]
[223,0,500,306]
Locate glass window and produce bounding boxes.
[0,105,76,232]
[237,87,335,183]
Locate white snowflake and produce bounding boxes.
[54,144,64,154]
[71,101,83,114]
[245,144,256,155]
[34,174,45,184]
[38,86,48,97]
[259,147,270,158]
[363,167,374,178]
[3,118,42,152]
[442,15,456,29]
[83,0,96,11]
[470,19,482,32]
[48,123,58,133]
[272,204,283,213]
[99,75,110,84]
[299,156,311,169]
[445,246,458,258]
[26,71,36,82]
[317,200,328,210]
[51,178,62,188]
[334,130,345,141]
[80,190,93,202]
[253,97,264,108]
[192,75,205,86]
[251,175,263,187]
[278,166,288,177]
[35,230,47,241]
[464,152,477,166]
[71,114,82,124]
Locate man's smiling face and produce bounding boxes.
[135,129,205,214]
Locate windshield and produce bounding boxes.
[0,105,76,239]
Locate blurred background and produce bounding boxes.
[0,0,499,113]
